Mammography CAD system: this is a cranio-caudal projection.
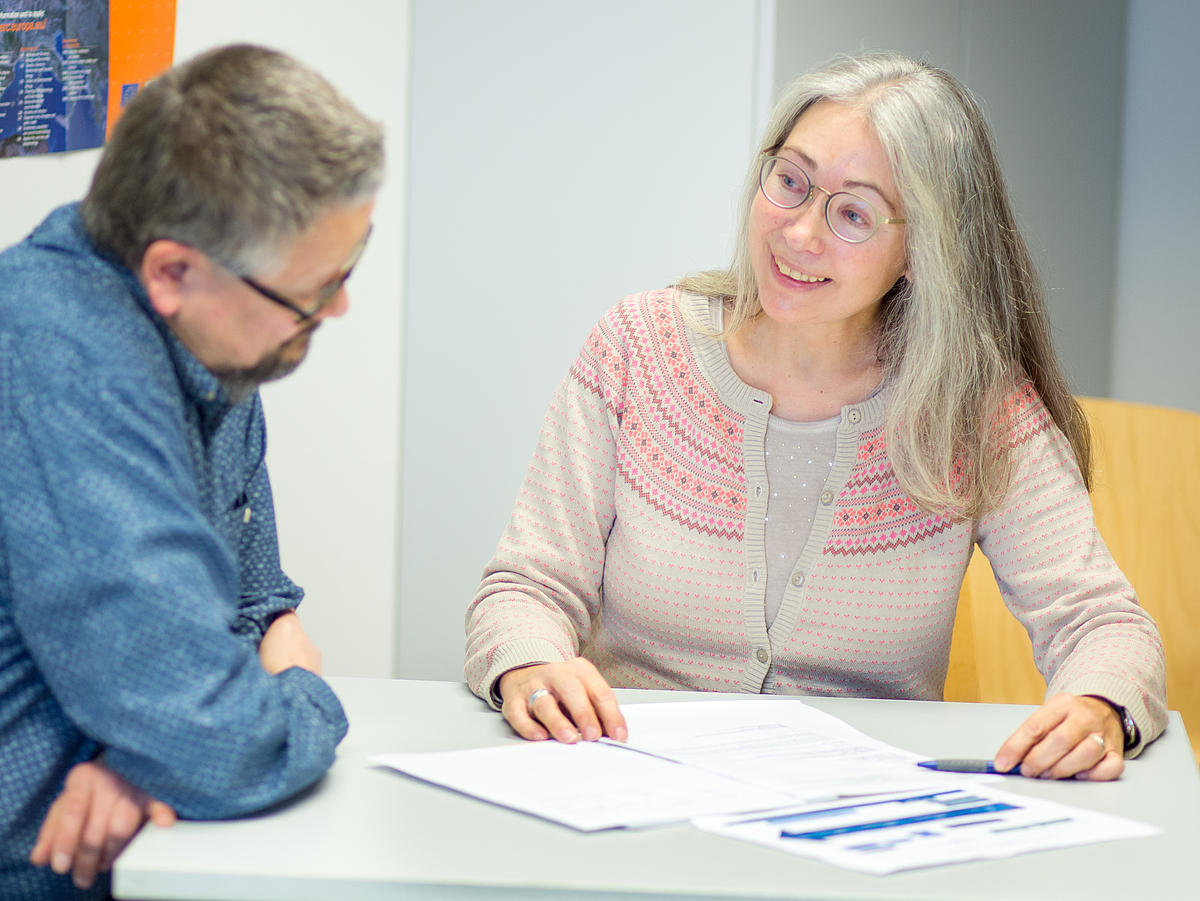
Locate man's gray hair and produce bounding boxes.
[81,44,384,275]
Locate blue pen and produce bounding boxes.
[917,759,1020,775]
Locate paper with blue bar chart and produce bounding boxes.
[692,784,1159,874]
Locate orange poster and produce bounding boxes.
[107,0,174,137]
[0,1,173,155]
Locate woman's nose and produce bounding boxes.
[781,196,827,251]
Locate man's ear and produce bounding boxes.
[139,240,208,319]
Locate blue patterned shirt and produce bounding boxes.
[0,206,349,900]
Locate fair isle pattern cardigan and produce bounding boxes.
[465,290,1167,751]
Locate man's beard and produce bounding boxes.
[214,323,319,405]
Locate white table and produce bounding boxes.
[114,678,1200,901]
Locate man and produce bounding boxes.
[0,45,384,899]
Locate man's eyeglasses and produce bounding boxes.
[242,224,373,321]
[759,156,905,244]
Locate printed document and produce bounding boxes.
[617,698,980,799]
[693,783,1160,874]
[370,739,794,832]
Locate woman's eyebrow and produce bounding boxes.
[778,143,898,214]
[844,179,898,213]
[777,144,817,171]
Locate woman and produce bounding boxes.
[465,51,1166,780]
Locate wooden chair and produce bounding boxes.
[945,397,1200,764]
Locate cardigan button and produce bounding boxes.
[756,648,769,663]
[848,409,862,424]
[820,489,834,505]
[791,572,804,587]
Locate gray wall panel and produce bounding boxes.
[1111,0,1200,412]
[967,0,1126,397]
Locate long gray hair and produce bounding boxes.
[679,50,1090,519]
[82,44,385,276]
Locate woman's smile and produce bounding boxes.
[772,254,829,283]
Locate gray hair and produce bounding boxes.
[679,50,1089,519]
[81,44,385,275]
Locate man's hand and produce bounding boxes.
[993,693,1125,780]
[30,760,176,889]
[258,610,322,675]
[498,659,627,744]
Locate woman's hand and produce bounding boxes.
[498,659,627,744]
[30,759,176,889]
[993,693,1125,780]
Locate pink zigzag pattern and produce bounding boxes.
[571,291,747,540]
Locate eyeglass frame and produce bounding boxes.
[757,154,906,244]
[241,223,373,322]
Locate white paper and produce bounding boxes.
[370,740,795,832]
[617,699,983,800]
[692,783,1161,874]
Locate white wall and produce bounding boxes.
[0,152,100,252]
[396,0,763,681]
[1111,0,1200,413]
[0,2,410,679]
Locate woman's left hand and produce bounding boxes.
[993,693,1125,780]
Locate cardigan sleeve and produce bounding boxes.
[975,387,1167,755]
[465,313,626,708]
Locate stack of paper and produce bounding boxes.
[371,698,1158,873]
[371,738,793,832]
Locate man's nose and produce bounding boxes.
[317,286,350,320]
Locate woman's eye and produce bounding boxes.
[838,201,876,231]
[776,169,807,196]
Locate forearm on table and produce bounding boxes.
[102,666,346,819]
[19,574,344,817]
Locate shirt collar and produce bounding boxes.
[60,205,238,415]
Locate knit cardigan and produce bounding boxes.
[465,290,1167,752]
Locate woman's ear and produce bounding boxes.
[139,240,204,319]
